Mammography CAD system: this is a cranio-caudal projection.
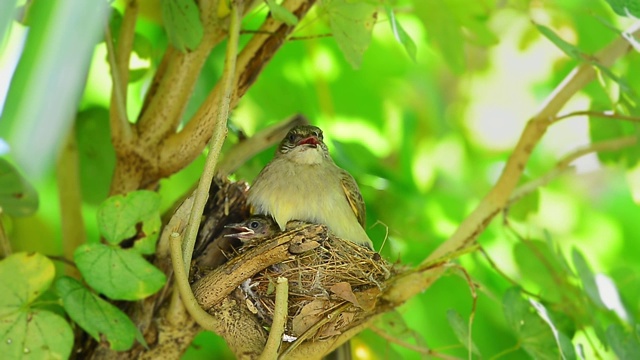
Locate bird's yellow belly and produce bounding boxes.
[247,159,371,246]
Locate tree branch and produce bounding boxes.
[159,0,317,176]
[552,110,640,124]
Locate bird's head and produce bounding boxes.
[277,125,329,164]
[224,215,278,242]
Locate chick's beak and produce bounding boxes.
[297,136,320,147]
[224,223,255,239]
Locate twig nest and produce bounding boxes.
[236,221,393,342]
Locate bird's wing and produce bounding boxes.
[339,169,366,228]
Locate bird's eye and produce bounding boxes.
[287,134,296,143]
[250,221,260,229]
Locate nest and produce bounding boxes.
[234,225,393,342]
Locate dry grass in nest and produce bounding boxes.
[236,230,394,341]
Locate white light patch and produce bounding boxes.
[595,274,629,322]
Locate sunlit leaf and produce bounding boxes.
[266,0,298,26]
[607,324,640,359]
[529,299,577,360]
[537,24,636,100]
[446,309,480,355]
[385,6,417,62]
[161,0,204,52]
[97,190,161,250]
[513,241,567,302]
[0,158,38,216]
[74,243,166,300]
[508,187,539,221]
[572,248,606,308]
[503,288,570,359]
[536,25,583,60]
[56,276,140,351]
[319,0,377,69]
[0,253,73,359]
[414,0,496,73]
[604,0,640,18]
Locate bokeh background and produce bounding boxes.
[1,0,639,358]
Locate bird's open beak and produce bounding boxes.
[224,224,255,238]
[297,136,320,147]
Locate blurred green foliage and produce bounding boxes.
[1,0,640,359]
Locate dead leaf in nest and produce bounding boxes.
[354,287,380,312]
[292,299,329,336]
[330,282,360,308]
[317,311,356,339]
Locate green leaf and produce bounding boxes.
[446,309,480,355]
[266,0,298,26]
[588,114,626,163]
[55,276,139,351]
[319,0,377,69]
[0,252,54,314]
[414,0,496,73]
[604,0,640,18]
[537,25,636,101]
[74,243,167,300]
[0,158,38,216]
[536,25,583,61]
[513,241,567,302]
[0,310,73,360]
[529,299,576,360]
[607,324,640,359]
[0,253,73,359]
[97,190,161,250]
[385,6,417,62]
[508,187,539,221]
[161,0,204,52]
[572,248,606,308]
[503,287,566,360]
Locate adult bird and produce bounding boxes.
[247,125,373,249]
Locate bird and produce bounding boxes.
[247,125,373,250]
[224,215,279,242]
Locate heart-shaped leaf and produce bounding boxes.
[74,243,166,300]
[56,276,140,351]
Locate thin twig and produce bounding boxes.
[508,135,637,205]
[477,247,540,299]
[552,110,640,124]
[259,277,289,360]
[182,0,243,271]
[370,326,462,360]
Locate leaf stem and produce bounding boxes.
[181,0,243,272]
[258,276,288,360]
[169,231,219,331]
[56,128,86,278]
